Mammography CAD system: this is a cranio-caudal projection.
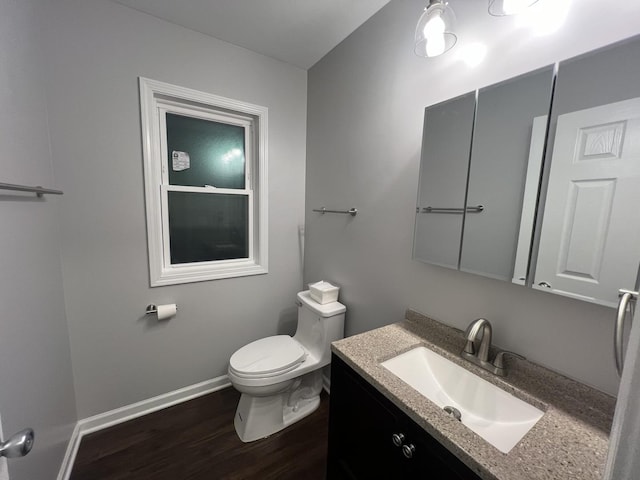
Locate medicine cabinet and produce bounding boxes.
[413,35,640,308]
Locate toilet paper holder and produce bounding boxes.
[145,304,178,315]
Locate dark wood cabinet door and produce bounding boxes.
[327,354,482,480]
[327,355,407,479]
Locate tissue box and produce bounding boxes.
[309,281,340,304]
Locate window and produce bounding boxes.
[139,78,268,286]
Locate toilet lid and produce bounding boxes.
[229,335,306,376]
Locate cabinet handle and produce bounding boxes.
[391,433,405,447]
[538,281,552,288]
[402,443,416,459]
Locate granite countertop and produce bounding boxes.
[331,310,616,480]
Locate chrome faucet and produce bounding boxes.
[461,318,524,377]
[463,318,492,362]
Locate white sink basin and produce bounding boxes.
[381,346,544,453]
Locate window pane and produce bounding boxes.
[166,113,246,189]
[168,191,249,264]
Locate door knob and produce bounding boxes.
[0,428,35,458]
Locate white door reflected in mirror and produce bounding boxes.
[534,97,640,307]
[512,115,548,285]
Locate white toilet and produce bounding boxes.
[228,290,346,442]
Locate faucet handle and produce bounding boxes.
[493,351,525,370]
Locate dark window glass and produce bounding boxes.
[166,113,246,189]
[168,191,249,264]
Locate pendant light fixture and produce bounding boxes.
[414,0,457,58]
[488,0,540,16]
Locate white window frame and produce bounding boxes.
[139,77,268,286]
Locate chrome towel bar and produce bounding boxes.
[0,182,63,197]
[420,205,484,214]
[313,207,358,216]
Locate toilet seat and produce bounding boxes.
[229,335,307,378]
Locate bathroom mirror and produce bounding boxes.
[413,92,476,269]
[413,67,554,281]
[414,35,640,309]
[531,36,640,308]
[460,66,554,282]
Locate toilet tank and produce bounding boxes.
[294,290,346,365]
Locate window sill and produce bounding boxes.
[151,262,268,287]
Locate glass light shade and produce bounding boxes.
[414,2,457,58]
[488,0,540,16]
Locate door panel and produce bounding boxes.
[558,179,614,279]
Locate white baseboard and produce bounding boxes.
[56,423,81,480]
[322,373,331,394]
[57,375,231,480]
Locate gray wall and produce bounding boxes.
[41,0,308,418]
[0,0,77,477]
[305,0,640,395]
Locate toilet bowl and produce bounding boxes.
[228,290,346,442]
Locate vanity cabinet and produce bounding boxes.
[327,354,481,480]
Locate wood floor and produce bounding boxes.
[70,387,329,480]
